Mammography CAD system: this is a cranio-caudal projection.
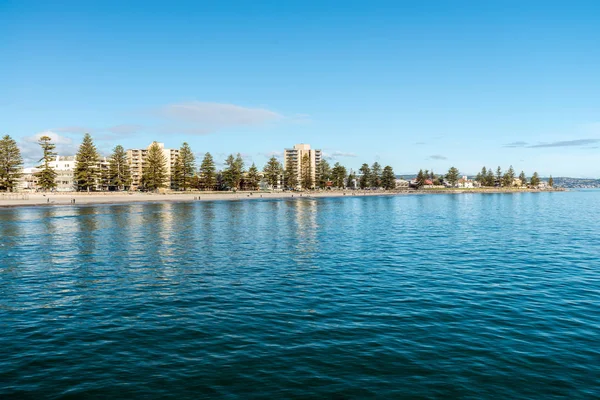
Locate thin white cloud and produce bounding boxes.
[429,154,447,160]
[153,101,284,135]
[20,131,78,166]
[529,139,600,148]
[504,141,528,148]
[323,150,358,160]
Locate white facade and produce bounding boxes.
[127,142,179,190]
[17,156,109,192]
[283,143,322,189]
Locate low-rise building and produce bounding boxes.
[395,179,409,189]
[17,156,109,192]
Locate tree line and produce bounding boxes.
[413,165,551,188]
[0,132,552,192]
[0,134,400,192]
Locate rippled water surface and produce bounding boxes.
[1,192,599,398]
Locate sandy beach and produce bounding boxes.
[0,190,408,208]
[0,188,565,208]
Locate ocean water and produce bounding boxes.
[1,191,599,399]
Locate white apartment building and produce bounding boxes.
[126,142,179,190]
[18,156,108,192]
[283,144,322,189]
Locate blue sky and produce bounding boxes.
[2,0,599,177]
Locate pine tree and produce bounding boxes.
[331,162,347,188]
[174,142,195,191]
[284,157,298,189]
[223,153,244,190]
[172,155,183,190]
[35,135,58,191]
[495,166,503,184]
[370,162,382,188]
[486,168,495,187]
[199,152,216,191]
[99,162,110,191]
[0,135,23,192]
[141,141,168,191]
[518,171,526,186]
[476,166,486,185]
[74,133,100,191]
[263,156,282,189]
[548,176,554,187]
[530,172,540,187]
[502,165,515,187]
[446,166,460,187]
[416,169,425,188]
[346,170,355,188]
[381,165,396,190]
[108,145,131,191]
[247,163,260,190]
[316,159,331,189]
[223,154,236,190]
[300,153,313,189]
[359,163,371,189]
[216,171,226,191]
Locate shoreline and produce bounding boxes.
[0,188,566,209]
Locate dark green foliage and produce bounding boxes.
[346,170,355,189]
[246,163,260,190]
[416,169,425,188]
[263,156,282,189]
[199,152,216,190]
[173,142,195,191]
[381,165,396,190]
[0,135,23,192]
[108,145,131,191]
[223,153,244,190]
[316,159,331,189]
[530,172,540,187]
[74,133,100,191]
[548,176,554,187]
[300,153,313,189]
[519,171,527,186]
[485,167,495,186]
[446,166,460,187]
[141,142,168,191]
[475,167,486,184]
[370,162,381,188]
[35,135,58,191]
[359,163,370,189]
[284,157,298,189]
[331,162,347,188]
[496,166,503,183]
[502,165,515,187]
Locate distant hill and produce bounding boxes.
[550,177,600,189]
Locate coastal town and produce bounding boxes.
[0,133,559,197]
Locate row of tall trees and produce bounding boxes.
[2,133,555,192]
[474,166,547,187]
[412,165,550,188]
[356,162,397,190]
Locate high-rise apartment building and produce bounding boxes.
[126,142,179,190]
[283,144,322,189]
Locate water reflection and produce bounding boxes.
[0,210,24,270]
